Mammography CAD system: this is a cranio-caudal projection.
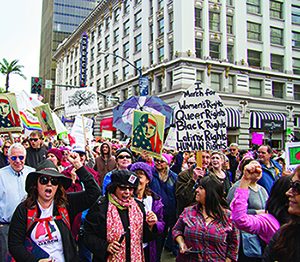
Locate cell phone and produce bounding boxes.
[118,232,126,243]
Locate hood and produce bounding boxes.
[100,141,112,158]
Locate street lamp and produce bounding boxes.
[99,51,149,96]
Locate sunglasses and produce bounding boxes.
[118,185,134,191]
[29,138,39,142]
[10,155,25,161]
[118,155,131,159]
[188,162,195,165]
[290,181,300,195]
[3,146,10,149]
[39,176,59,186]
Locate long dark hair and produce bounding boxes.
[24,176,68,209]
[198,176,229,223]
[265,175,291,225]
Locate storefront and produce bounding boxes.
[225,107,241,145]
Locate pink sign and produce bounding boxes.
[252,132,263,145]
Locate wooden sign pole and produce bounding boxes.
[196,151,202,168]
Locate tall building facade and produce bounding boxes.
[53,0,300,149]
[39,0,98,106]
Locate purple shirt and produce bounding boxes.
[230,188,280,244]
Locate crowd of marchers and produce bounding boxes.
[0,132,300,262]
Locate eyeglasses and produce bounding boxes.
[290,181,300,195]
[10,155,25,161]
[155,160,164,164]
[39,176,59,186]
[118,155,131,159]
[3,146,10,149]
[29,138,39,142]
[187,162,195,165]
[118,185,134,191]
[230,149,237,151]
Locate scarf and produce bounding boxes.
[106,194,144,262]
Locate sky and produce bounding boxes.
[0,1,42,94]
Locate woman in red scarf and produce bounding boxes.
[83,170,158,262]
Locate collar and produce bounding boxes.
[9,165,24,176]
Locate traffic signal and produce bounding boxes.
[31,77,43,94]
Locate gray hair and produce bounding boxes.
[8,143,26,156]
[229,143,239,148]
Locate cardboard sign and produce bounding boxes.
[252,132,264,145]
[173,83,227,151]
[285,142,300,172]
[131,110,165,158]
[70,115,94,147]
[0,93,23,133]
[35,104,57,137]
[64,87,99,116]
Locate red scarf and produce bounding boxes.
[106,194,145,262]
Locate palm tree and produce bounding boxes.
[0,58,26,93]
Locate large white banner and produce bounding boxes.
[64,87,99,116]
[173,82,227,151]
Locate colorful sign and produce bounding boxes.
[34,104,57,137]
[285,142,300,171]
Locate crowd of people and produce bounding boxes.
[0,131,299,262]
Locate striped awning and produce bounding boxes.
[250,111,286,130]
[225,107,241,129]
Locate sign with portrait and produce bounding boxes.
[34,104,57,137]
[131,110,165,158]
[173,82,227,151]
[0,93,22,133]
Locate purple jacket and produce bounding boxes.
[230,188,280,244]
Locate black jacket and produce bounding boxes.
[8,166,101,262]
[83,196,158,262]
[25,146,47,168]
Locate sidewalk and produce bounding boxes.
[161,248,176,261]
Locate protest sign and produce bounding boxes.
[173,83,227,151]
[64,87,99,116]
[285,142,300,172]
[0,93,22,133]
[131,110,165,158]
[163,126,177,151]
[35,104,57,137]
[70,115,94,147]
[252,132,264,145]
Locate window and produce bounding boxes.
[74,61,78,72]
[169,11,173,31]
[227,15,233,34]
[195,39,202,58]
[209,12,220,31]
[134,34,142,52]
[248,50,261,68]
[169,41,174,59]
[270,1,283,19]
[227,0,233,5]
[90,65,94,78]
[105,17,110,31]
[122,89,129,101]
[167,72,173,90]
[104,75,109,88]
[249,79,262,96]
[123,65,130,79]
[124,0,130,15]
[123,42,129,58]
[158,46,164,62]
[98,24,103,37]
[272,82,284,98]
[270,27,283,45]
[97,42,102,53]
[247,0,260,14]
[113,49,119,64]
[247,22,261,41]
[124,20,130,36]
[114,8,120,23]
[90,48,94,62]
[97,60,101,74]
[104,55,109,70]
[228,75,234,93]
[134,10,142,28]
[271,54,283,72]
[96,79,101,89]
[292,5,300,24]
[227,45,234,63]
[211,73,221,91]
[150,0,153,15]
[149,51,154,65]
[292,31,300,48]
[113,70,118,85]
[156,75,163,92]
[196,70,203,82]
[158,0,164,9]
[150,24,153,41]
[113,28,119,44]
[91,31,95,43]
[135,0,141,5]
[210,42,220,59]
[105,35,110,50]
[134,59,141,76]
[195,8,201,28]
[294,85,300,100]
[158,18,164,36]
[293,58,300,75]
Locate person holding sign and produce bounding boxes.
[132,112,163,155]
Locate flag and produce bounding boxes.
[288,146,300,165]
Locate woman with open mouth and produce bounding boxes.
[7,154,101,262]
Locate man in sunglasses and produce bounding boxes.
[0,143,35,261]
[25,131,47,168]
